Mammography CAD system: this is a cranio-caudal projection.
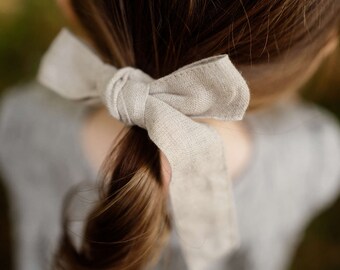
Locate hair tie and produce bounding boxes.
[37,28,250,270]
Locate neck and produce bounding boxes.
[81,105,253,183]
[195,117,253,181]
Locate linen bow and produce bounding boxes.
[38,28,250,270]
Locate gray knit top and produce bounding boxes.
[0,81,340,270]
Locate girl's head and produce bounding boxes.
[59,0,339,109]
[54,1,339,269]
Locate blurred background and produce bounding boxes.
[0,1,339,269]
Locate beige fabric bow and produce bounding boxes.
[37,28,250,270]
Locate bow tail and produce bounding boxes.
[145,96,240,270]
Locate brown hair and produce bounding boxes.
[54,1,340,269]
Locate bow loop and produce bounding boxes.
[149,55,249,121]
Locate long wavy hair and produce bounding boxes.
[54,1,340,269]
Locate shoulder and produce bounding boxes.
[0,80,86,129]
[247,98,340,136]
[0,81,77,153]
[0,80,94,183]
[246,98,340,210]
[247,98,340,159]
[0,81,97,269]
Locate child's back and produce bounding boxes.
[1,81,339,270]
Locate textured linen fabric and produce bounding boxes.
[1,82,340,270]
[37,28,251,270]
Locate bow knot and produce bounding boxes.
[102,67,152,128]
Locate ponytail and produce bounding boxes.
[54,126,171,269]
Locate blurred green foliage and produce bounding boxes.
[0,0,63,93]
[0,1,339,270]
